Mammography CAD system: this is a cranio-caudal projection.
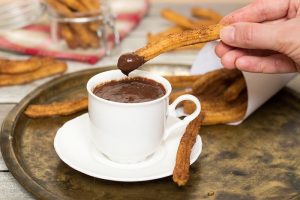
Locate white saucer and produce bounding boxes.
[54,114,202,182]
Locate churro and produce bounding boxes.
[58,0,88,12]
[169,89,193,104]
[0,59,67,86]
[148,27,206,51]
[0,57,43,74]
[202,104,246,125]
[191,7,222,22]
[175,43,206,51]
[183,91,247,125]
[205,92,247,125]
[79,0,102,31]
[193,19,217,27]
[173,114,203,186]
[118,24,223,75]
[161,8,197,29]
[25,97,88,118]
[161,8,216,29]
[192,68,241,94]
[70,24,100,49]
[147,26,184,44]
[88,21,102,32]
[46,0,73,17]
[224,76,246,102]
[59,24,79,49]
[79,0,100,12]
[164,74,203,88]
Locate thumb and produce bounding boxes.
[220,23,279,51]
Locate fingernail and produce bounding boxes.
[220,26,235,43]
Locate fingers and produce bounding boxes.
[220,22,279,51]
[263,18,288,24]
[215,42,233,57]
[219,48,275,69]
[221,0,289,24]
[235,54,299,73]
[221,49,247,70]
[216,44,275,60]
[218,47,296,73]
[217,0,300,74]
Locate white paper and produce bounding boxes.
[191,41,296,125]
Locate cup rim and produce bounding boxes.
[86,70,172,106]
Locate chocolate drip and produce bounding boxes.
[117,53,145,75]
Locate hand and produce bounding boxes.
[215,0,300,73]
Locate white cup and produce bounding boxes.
[87,70,201,164]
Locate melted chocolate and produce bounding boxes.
[117,53,145,75]
[93,77,166,103]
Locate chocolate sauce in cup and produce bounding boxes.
[93,77,166,103]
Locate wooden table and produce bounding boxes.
[0,2,299,199]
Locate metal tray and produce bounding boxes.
[1,64,300,200]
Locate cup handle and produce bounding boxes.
[163,94,201,141]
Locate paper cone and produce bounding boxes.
[191,41,296,125]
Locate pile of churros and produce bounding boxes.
[0,57,67,86]
[168,68,248,125]
[170,68,247,186]
[46,0,101,49]
[147,7,222,51]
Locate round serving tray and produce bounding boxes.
[1,64,300,200]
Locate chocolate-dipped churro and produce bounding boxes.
[118,24,223,75]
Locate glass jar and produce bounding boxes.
[46,0,119,54]
[0,0,45,30]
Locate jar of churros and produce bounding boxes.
[45,0,119,52]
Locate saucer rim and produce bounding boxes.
[54,113,202,182]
